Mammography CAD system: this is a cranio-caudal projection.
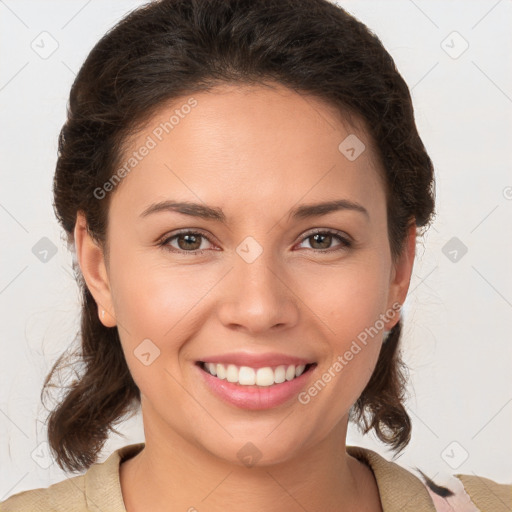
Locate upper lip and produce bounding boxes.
[197,352,316,369]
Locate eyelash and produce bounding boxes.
[157,228,352,256]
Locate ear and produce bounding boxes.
[384,220,416,330]
[73,211,116,327]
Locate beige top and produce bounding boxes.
[1,443,510,511]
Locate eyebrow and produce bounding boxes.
[139,199,369,223]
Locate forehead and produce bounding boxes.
[108,82,385,223]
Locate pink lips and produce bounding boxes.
[195,353,317,410]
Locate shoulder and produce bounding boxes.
[418,468,512,511]
[0,443,144,512]
[347,445,512,512]
[414,466,512,511]
[0,473,87,512]
[450,473,512,512]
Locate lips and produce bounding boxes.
[193,351,318,408]
[195,358,318,409]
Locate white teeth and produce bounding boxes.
[274,365,286,384]
[256,367,274,386]
[226,364,239,383]
[216,364,226,379]
[239,366,256,385]
[201,362,311,386]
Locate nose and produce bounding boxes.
[216,251,300,336]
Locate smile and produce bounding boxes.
[197,361,317,387]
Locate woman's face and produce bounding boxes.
[77,83,415,466]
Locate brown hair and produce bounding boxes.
[44,0,435,473]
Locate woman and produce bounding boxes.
[1,0,510,510]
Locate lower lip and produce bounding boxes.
[196,363,317,410]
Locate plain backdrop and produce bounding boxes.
[1,0,511,500]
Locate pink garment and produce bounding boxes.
[425,476,481,512]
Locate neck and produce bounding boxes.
[120,413,382,512]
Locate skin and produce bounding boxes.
[74,82,416,512]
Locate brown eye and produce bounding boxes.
[159,231,215,255]
[298,230,352,252]
[309,233,333,250]
[175,233,202,251]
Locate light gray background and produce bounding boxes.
[1,0,511,500]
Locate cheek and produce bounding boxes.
[107,248,217,379]
[293,256,390,403]
[297,253,391,343]
[109,240,216,334]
